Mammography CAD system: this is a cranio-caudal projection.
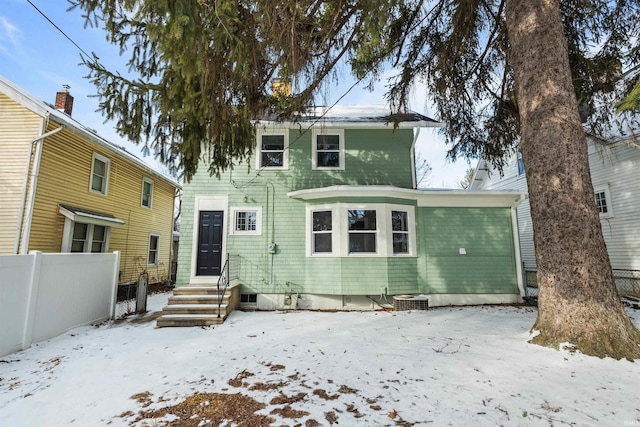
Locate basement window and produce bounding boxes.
[240,294,257,303]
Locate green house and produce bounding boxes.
[175,105,526,312]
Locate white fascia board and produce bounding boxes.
[257,120,444,129]
[287,185,527,208]
[58,206,126,228]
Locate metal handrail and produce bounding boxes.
[216,255,230,318]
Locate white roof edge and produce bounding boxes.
[257,120,444,129]
[287,185,527,207]
[0,74,181,189]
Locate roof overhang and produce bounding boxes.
[59,204,125,228]
[257,120,443,130]
[287,185,527,208]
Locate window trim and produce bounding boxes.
[517,151,526,176]
[230,207,263,235]
[312,129,345,170]
[347,209,378,255]
[141,177,154,209]
[240,294,258,304]
[89,152,110,195]
[256,129,289,170]
[147,233,160,267]
[594,185,613,218]
[311,209,335,255]
[305,203,416,258]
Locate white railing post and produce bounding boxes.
[110,251,121,320]
[22,251,42,351]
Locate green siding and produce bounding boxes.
[176,128,519,298]
[419,207,518,294]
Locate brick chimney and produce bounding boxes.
[55,85,74,116]
[271,78,292,96]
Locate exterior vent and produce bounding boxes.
[393,295,428,311]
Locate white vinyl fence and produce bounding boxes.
[0,251,120,357]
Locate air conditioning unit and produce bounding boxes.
[393,295,428,311]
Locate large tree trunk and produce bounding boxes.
[505,0,640,359]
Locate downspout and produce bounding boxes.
[15,121,64,254]
[511,194,527,299]
[410,128,421,189]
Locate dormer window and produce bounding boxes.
[312,129,344,170]
[257,130,288,169]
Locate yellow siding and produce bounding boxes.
[29,123,176,284]
[0,93,43,254]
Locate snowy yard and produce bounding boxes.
[1,293,639,427]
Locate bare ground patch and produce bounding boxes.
[131,392,274,426]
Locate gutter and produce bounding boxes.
[15,121,64,254]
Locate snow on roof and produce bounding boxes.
[261,104,443,128]
[0,74,180,189]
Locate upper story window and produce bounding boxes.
[257,130,288,169]
[312,129,344,170]
[141,177,154,208]
[230,207,262,235]
[90,153,110,195]
[594,185,613,218]
[517,151,525,175]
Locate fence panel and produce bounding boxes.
[524,269,640,298]
[31,253,119,344]
[0,255,34,356]
[0,251,119,357]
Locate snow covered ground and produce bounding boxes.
[1,293,638,426]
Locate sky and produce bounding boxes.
[1,292,639,425]
[0,0,472,187]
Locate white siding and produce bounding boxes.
[472,139,640,272]
[588,141,640,270]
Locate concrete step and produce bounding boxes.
[161,304,228,315]
[156,314,226,327]
[168,295,230,305]
[173,286,229,296]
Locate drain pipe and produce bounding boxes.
[410,127,421,189]
[15,123,64,254]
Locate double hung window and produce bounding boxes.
[348,210,377,253]
[142,178,154,208]
[312,210,333,253]
[391,211,409,254]
[258,131,288,169]
[71,223,108,253]
[312,129,344,170]
[148,234,160,266]
[90,153,110,194]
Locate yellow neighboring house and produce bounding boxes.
[0,75,181,284]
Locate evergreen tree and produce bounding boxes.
[69,0,640,358]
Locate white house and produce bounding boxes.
[470,137,640,295]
